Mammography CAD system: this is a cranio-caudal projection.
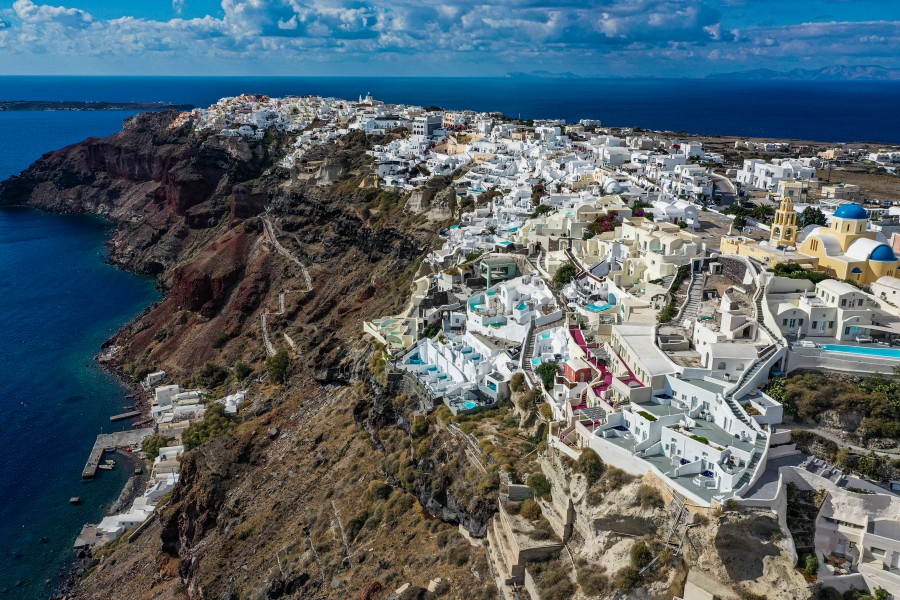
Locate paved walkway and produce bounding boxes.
[259,215,314,357]
[788,423,898,458]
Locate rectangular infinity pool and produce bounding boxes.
[822,344,900,359]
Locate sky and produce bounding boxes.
[0,0,898,77]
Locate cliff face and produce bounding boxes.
[3,114,501,599]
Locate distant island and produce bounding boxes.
[505,70,583,79]
[708,65,900,81]
[0,100,195,111]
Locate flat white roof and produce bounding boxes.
[613,323,673,376]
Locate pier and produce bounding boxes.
[110,410,141,422]
[82,429,154,478]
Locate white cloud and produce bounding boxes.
[12,0,92,27]
[0,0,897,75]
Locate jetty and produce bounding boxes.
[110,410,141,422]
[82,429,153,478]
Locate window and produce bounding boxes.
[857,299,863,306]
[812,321,818,329]
[799,319,804,326]
[844,327,850,335]
[829,321,835,328]
[841,299,847,307]
[782,318,788,326]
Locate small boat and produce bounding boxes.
[104,459,116,465]
[134,467,143,475]
[98,464,114,471]
[69,497,81,505]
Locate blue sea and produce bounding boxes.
[0,75,897,597]
[0,111,159,598]
[2,75,900,142]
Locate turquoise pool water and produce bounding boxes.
[822,344,900,359]
[487,290,497,296]
[463,401,478,410]
[531,358,542,366]
[587,303,615,312]
[540,333,551,339]
[517,302,528,310]
[499,240,512,246]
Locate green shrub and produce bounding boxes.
[613,565,641,592]
[577,566,609,596]
[630,540,652,569]
[212,331,231,349]
[510,372,525,393]
[802,552,819,576]
[411,415,428,438]
[234,362,252,380]
[520,499,542,520]
[635,484,663,509]
[267,349,291,384]
[576,449,606,485]
[365,480,391,501]
[445,542,470,566]
[528,473,551,499]
[531,559,575,600]
[182,404,235,450]
[193,362,229,388]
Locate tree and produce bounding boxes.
[267,349,291,384]
[799,206,828,228]
[535,361,558,391]
[553,261,577,288]
[182,404,236,450]
[141,434,171,459]
[733,214,748,230]
[531,203,553,218]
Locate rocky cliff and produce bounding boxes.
[1,113,499,599]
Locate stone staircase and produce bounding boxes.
[725,346,775,401]
[723,394,754,429]
[735,435,769,490]
[754,286,784,345]
[676,273,706,322]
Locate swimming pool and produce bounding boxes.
[531,358,542,366]
[586,304,615,312]
[822,344,900,359]
[463,401,478,410]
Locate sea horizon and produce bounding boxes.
[1,76,899,144]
